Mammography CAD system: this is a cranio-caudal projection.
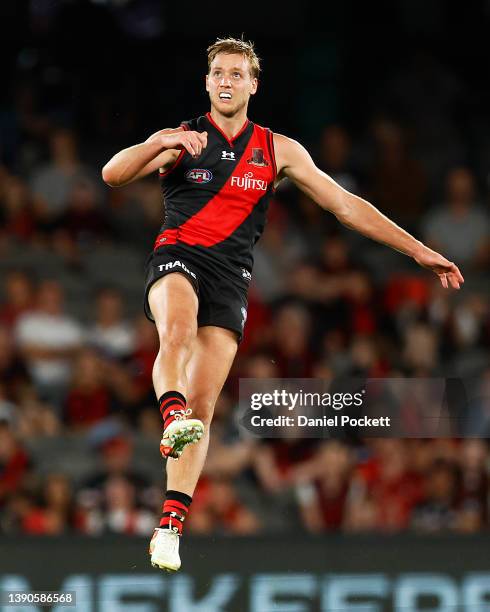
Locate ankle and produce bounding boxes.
[159,391,188,430]
[159,490,192,535]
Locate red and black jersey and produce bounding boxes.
[153,113,277,271]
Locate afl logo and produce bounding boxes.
[185,169,213,184]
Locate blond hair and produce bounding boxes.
[207,36,261,79]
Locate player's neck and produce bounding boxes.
[208,108,249,140]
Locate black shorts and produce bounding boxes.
[144,244,250,342]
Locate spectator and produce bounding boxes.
[402,323,439,376]
[411,459,459,532]
[457,440,488,531]
[0,423,30,507]
[77,435,158,514]
[21,474,84,535]
[253,437,318,495]
[128,316,159,404]
[313,235,368,340]
[252,200,308,301]
[382,50,465,182]
[189,476,261,535]
[383,274,430,337]
[15,389,61,439]
[203,390,254,479]
[0,175,35,242]
[238,286,272,354]
[0,270,35,329]
[451,294,488,351]
[347,336,386,376]
[347,440,423,532]
[58,177,110,246]
[343,271,378,338]
[87,287,135,361]
[270,303,314,377]
[422,167,490,270]
[0,383,18,428]
[318,125,359,194]
[108,179,162,249]
[0,325,30,402]
[368,119,427,228]
[294,441,354,532]
[64,349,114,429]
[83,475,154,535]
[15,280,84,406]
[30,128,96,227]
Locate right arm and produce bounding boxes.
[101,127,208,187]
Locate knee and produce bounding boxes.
[187,393,215,426]
[156,319,195,355]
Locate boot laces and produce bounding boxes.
[173,408,192,421]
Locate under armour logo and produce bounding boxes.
[221,151,235,161]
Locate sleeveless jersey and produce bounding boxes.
[153,113,277,271]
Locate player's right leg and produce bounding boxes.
[148,273,204,459]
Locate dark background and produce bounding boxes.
[2,1,489,154]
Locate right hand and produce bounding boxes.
[158,130,208,158]
[412,243,464,289]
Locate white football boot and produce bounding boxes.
[149,528,181,572]
[160,409,204,459]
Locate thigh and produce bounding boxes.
[144,247,200,323]
[185,326,238,419]
[148,273,199,332]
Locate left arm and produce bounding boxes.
[273,133,464,289]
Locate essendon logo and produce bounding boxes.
[185,169,213,184]
[247,148,269,167]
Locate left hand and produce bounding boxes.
[413,244,464,289]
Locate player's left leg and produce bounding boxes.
[150,325,238,572]
[166,325,238,495]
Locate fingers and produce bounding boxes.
[451,263,465,284]
[182,133,200,157]
[448,274,460,290]
[182,131,208,158]
[449,274,460,289]
[448,266,461,289]
[445,263,464,290]
[419,246,464,291]
[439,268,464,290]
[197,131,208,148]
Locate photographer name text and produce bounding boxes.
[250,414,391,428]
[248,390,391,428]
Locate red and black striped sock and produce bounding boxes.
[159,490,192,535]
[159,391,187,431]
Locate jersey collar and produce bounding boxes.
[205,112,251,147]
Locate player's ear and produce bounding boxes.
[205,74,209,92]
[250,78,258,96]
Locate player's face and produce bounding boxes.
[206,53,258,118]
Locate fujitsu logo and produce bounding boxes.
[231,171,267,192]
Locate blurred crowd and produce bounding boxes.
[1,45,490,537]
